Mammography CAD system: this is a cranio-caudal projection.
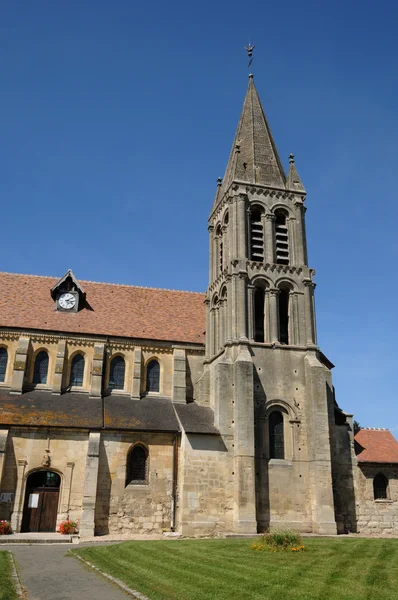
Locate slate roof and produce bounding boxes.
[0,390,219,435]
[0,272,206,344]
[355,429,398,464]
[219,74,286,202]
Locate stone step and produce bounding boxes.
[0,533,76,544]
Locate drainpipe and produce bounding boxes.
[170,433,179,531]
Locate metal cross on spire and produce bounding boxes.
[244,42,255,68]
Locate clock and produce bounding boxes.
[58,292,77,310]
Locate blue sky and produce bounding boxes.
[1,1,397,429]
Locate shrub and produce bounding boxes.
[0,520,12,535]
[251,529,305,552]
[58,518,78,534]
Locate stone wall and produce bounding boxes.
[355,465,398,534]
[176,432,234,537]
[329,421,357,533]
[0,427,88,530]
[95,432,175,535]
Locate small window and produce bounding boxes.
[269,411,284,459]
[373,473,388,500]
[126,445,148,484]
[0,348,7,383]
[70,354,85,386]
[33,351,49,384]
[146,360,160,393]
[109,356,125,390]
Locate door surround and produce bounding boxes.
[21,469,62,533]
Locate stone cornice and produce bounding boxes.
[247,262,303,276]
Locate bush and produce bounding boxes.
[0,521,12,535]
[58,518,78,534]
[251,529,305,552]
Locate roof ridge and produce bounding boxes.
[361,427,389,431]
[0,271,205,295]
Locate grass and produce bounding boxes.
[74,537,398,600]
[0,551,18,600]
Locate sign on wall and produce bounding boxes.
[0,493,14,503]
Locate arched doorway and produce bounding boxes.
[21,471,61,533]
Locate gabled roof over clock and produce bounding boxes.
[50,269,85,300]
[0,271,205,344]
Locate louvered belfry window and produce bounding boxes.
[146,360,160,393]
[373,473,388,500]
[275,211,289,265]
[109,356,125,390]
[33,351,49,384]
[127,445,148,484]
[70,354,85,386]
[250,208,264,261]
[269,411,284,459]
[0,348,7,383]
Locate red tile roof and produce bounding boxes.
[355,429,398,463]
[0,272,206,344]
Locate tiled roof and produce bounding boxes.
[354,429,398,463]
[0,272,206,344]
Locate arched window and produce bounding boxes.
[254,287,265,342]
[0,348,7,383]
[373,473,388,500]
[70,354,85,386]
[250,207,264,261]
[109,356,125,390]
[278,288,290,344]
[275,210,289,265]
[269,411,284,459]
[33,351,49,384]
[126,445,148,485]
[146,360,160,393]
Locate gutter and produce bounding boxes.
[170,433,179,531]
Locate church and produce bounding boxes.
[0,71,397,537]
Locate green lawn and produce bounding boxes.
[0,551,18,600]
[74,537,398,600]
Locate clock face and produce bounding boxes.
[58,292,76,310]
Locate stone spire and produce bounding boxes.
[221,74,286,193]
[286,153,306,193]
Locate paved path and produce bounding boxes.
[7,544,130,600]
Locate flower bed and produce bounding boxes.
[251,529,305,552]
[0,520,13,535]
[58,518,78,534]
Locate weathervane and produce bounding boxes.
[244,42,255,68]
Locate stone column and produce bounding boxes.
[10,336,30,395]
[172,347,186,404]
[237,273,248,342]
[90,343,105,398]
[80,431,101,537]
[233,346,257,533]
[303,280,317,346]
[219,299,225,348]
[214,307,220,351]
[222,224,228,268]
[269,289,280,343]
[132,347,142,399]
[290,291,300,346]
[11,459,27,533]
[53,340,66,394]
[287,217,296,264]
[264,214,275,263]
[237,195,247,259]
[208,225,214,283]
[247,284,255,341]
[264,290,271,343]
[0,430,9,492]
[59,461,75,519]
[204,300,211,359]
[295,201,308,265]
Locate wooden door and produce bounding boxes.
[22,488,59,532]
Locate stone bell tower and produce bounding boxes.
[203,73,338,534]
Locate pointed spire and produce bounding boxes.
[286,153,306,193]
[221,75,286,193]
